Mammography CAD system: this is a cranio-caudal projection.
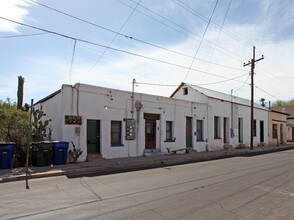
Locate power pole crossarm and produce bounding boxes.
[243,46,264,150]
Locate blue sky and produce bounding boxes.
[0,0,294,105]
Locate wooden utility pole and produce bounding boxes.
[244,46,264,150]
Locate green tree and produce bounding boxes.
[0,99,52,167]
[272,99,294,107]
[0,99,30,166]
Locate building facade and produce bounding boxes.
[170,83,269,150]
[35,83,208,160]
[268,110,288,145]
[35,83,269,161]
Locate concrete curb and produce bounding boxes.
[1,146,294,183]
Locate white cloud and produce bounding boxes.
[0,0,32,33]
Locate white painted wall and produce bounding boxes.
[37,84,208,160]
[36,83,269,160]
[172,85,269,150]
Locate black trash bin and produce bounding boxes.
[0,142,15,169]
[52,141,69,165]
[32,142,53,167]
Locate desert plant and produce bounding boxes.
[69,141,83,163]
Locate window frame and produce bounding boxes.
[111,120,123,146]
[214,116,221,139]
[196,120,204,142]
[165,121,174,142]
[272,124,278,139]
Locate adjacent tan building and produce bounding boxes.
[271,106,294,142]
[268,110,288,145]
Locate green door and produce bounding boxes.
[186,117,192,148]
[87,120,100,153]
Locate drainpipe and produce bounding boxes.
[131,79,136,119]
[230,89,235,139]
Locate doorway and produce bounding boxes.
[223,117,229,143]
[280,124,284,144]
[260,121,264,143]
[145,120,156,149]
[238,118,243,143]
[87,120,100,154]
[186,117,192,148]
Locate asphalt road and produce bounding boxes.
[1,150,294,220]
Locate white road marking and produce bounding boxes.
[255,185,294,197]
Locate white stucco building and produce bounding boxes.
[35,83,208,160]
[35,82,269,161]
[170,83,269,150]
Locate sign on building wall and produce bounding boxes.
[65,115,82,125]
[125,118,136,140]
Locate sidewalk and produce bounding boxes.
[1,144,294,183]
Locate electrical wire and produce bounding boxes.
[255,85,279,100]
[27,0,247,73]
[259,0,272,50]
[201,0,233,84]
[68,39,77,85]
[0,16,247,83]
[193,72,248,86]
[183,0,219,82]
[234,73,250,96]
[118,0,246,63]
[78,0,142,82]
[136,82,179,87]
[135,72,248,87]
[171,0,254,51]
[0,32,47,38]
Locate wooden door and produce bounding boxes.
[260,121,264,143]
[145,120,156,149]
[87,120,100,153]
[280,124,284,144]
[186,117,192,148]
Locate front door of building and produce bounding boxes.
[145,120,156,149]
[280,124,284,144]
[87,120,100,153]
[260,121,264,143]
[186,117,192,148]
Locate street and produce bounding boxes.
[1,150,294,220]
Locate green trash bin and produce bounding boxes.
[32,142,53,167]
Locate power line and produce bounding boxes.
[200,0,232,84]
[136,72,248,87]
[259,0,272,50]
[183,0,219,82]
[27,0,246,74]
[255,85,279,100]
[136,82,178,87]
[78,0,142,82]
[0,16,247,83]
[0,32,47,38]
[68,39,77,85]
[235,73,250,94]
[118,0,246,63]
[171,0,254,51]
[193,72,248,86]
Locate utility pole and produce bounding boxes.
[244,46,264,150]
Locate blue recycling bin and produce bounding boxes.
[0,142,15,169]
[52,141,69,165]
